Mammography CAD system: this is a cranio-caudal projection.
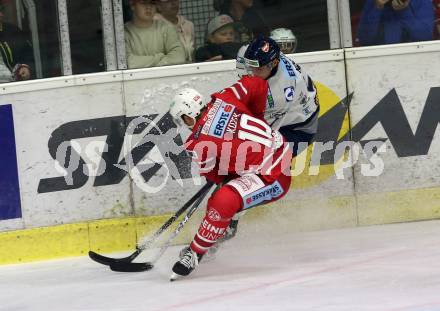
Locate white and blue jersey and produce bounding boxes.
[266,53,319,134]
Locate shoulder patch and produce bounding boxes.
[284,86,295,102]
[267,87,275,108]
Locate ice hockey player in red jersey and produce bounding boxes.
[168,87,292,280]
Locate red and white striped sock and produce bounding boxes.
[190,216,230,254]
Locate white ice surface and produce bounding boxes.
[1,220,440,311]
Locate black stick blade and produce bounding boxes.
[109,262,154,272]
[88,251,132,266]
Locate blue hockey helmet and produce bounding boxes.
[244,36,281,68]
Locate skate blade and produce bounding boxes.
[170,272,181,282]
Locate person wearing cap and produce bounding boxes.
[194,14,242,62]
[124,0,185,68]
[214,0,270,44]
[154,0,195,63]
[0,0,34,82]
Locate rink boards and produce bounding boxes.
[0,41,440,264]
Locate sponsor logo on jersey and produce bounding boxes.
[284,86,295,102]
[299,95,316,117]
[267,87,274,108]
[303,107,312,115]
[225,112,239,135]
[207,208,221,221]
[281,56,296,77]
[243,181,284,209]
[201,100,222,135]
[268,111,286,120]
[208,103,235,138]
[223,104,233,112]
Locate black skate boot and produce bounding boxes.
[170,247,203,281]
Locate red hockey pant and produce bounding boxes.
[190,173,291,254]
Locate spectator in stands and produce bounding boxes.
[124,0,185,69]
[214,0,270,44]
[0,1,34,82]
[195,14,242,62]
[155,0,195,63]
[357,0,434,46]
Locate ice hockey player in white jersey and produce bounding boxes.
[236,36,319,157]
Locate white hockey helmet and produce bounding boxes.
[236,44,249,78]
[270,28,297,54]
[170,88,205,129]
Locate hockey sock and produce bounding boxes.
[190,185,242,255]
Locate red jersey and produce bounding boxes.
[185,97,291,185]
[210,75,268,121]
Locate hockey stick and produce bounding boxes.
[109,182,215,272]
[88,181,214,267]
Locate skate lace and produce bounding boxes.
[181,251,195,268]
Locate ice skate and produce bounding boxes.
[170,247,203,281]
